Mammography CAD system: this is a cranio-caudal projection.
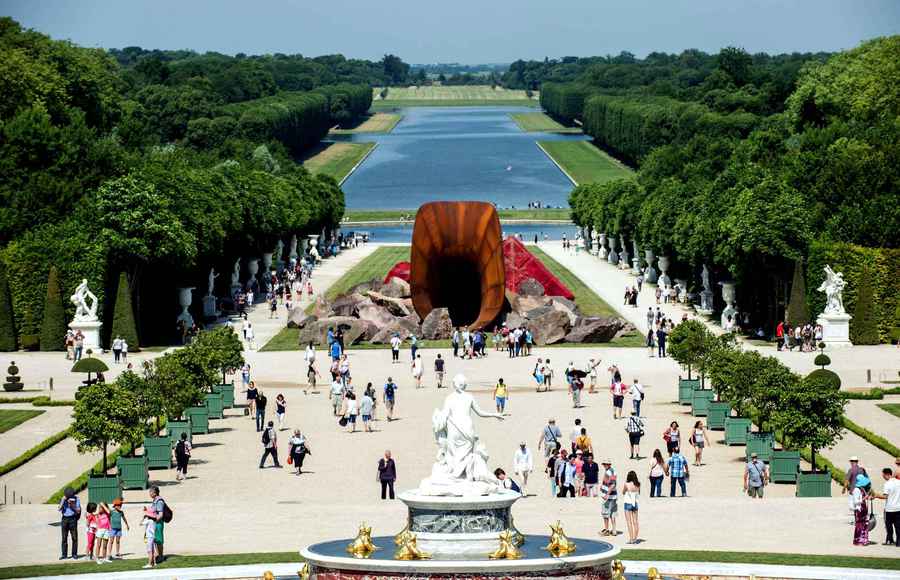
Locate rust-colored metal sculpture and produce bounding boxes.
[410,201,505,330]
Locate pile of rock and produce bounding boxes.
[287,276,631,346]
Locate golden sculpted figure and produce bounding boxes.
[488,530,522,560]
[394,532,431,560]
[346,523,379,558]
[646,566,662,580]
[611,560,626,580]
[543,521,577,556]
[297,563,310,580]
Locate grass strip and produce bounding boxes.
[0,427,70,477]
[0,396,40,404]
[32,396,76,406]
[1,548,897,578]
[878,403,900,419]
[510,112,582,133]
[343,208,571,222]
[0,409,44,433]
[330,113,401,134]
[303,142,375,183]
[372,99,539,109]
[527,246,618,318]
[842,416,900,457]
[538,140,633,185]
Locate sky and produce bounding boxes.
[3,0,899,63]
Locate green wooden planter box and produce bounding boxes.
[771,450,801,483]
[796,470,832,497]
[144,435,172,469]
[213,383,235,408]
[185,405,209,434]
[678,378,701,405]
[707,401,730,430]
[205,392,224,419]
[116,455,149,490]
[166,419,192,445]
[724,417,751,445]
[691,389,715,417]
[87,475,122,505]
[746,431,775,462]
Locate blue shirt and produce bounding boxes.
[668,453,688,478]
[330,342,341,359]
[59,496,81,517]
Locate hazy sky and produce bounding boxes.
[4,0,899,62]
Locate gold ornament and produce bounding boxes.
[394,532,431,560]
[394,523,413,545]
[263,572,275,580]
[646,566,662,580]
[543,521,577,556]
[611,560,626,580]
[508,515,525,546]
[346,522,380,558]
[488,530,522,560]
[298,564,310,580]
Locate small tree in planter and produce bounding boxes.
[152,347,215,420]
[668,320,710,380]
[119,367,171,469]
[72,380,142,475]
[749,356,797,433]
[194,327,244,385]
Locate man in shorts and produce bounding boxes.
[744,453,769,498]
[330,379,344,416]
[434,354,445,388]
[599,459,618,536]
[610,380,626,420]
[360,389,374,432]
[383,377,398,421]
[148,487,166,563]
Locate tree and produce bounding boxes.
[110,272,140,350]
[382,54,409,85]
[0,264,16,351]
[785,260,809,326]
[39,266,66,351]
[151,342,217,419]
[717,47,752,86]
[749,356,798,432]
[667,320,711,379]
[71,380,142,473]
[193,327,244,384]
[775,371,846,469]
[117,367,165,434]
[851,266,879,345]
[707,348,757,416]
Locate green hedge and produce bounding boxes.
[0,264,15,351]
[842,387,900,400]
[110,272,139,350]
[540,83,592,124]
[0,427,70,477]
[842,417,900,458]
[39,266,66,351]
[215,91,331,154]
[806,241,900,343]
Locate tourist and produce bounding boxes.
[532,357,545,391]
[690,420,712,466]
[109,499,129,559]
[74,331,84,361]
[513,442,533,495]
[538,418,562,458]
[245,323,255,349]
[623,471,641,544]
[246,379,258,419]
[599,459,618,536]
[378,450,397,499]
[570,371,583,408]
[112,335,123,363]
[666,447,689,497]
[587,358,601,393]
[269,293,278,318]
[259,420,281,468]
[494,468,522,494]
[507,330,516,357]
[546,444,562,496]
[84,502,97,559]
[569,418,583,454]
[543,358,553,390]
[648,449,665,497]
[636,273,644,293]
[360,389,374,432]
[451,328,460,357]
[410,334,419,361]
[776,320,785,351]
[345,392,359,432]
[494,378,509,413]
[583,453,600,497]
[271,393,286,429]
[493,327,502,351]
[390,333,401,363]
[852,474,873,545]
[141,507,157,568]
[629,378,645,416]
[656,325,667,357]
[663,421,680,456]
[610,379,626,420]
[575,427,593,455]
[744,452,769,498]
[646,328,655,357]
[873,467,899,546]
[306,358,320,394]
[330,336,342,361]
[58,486,81,560]
[626,411,644,459]
[174,432,191,481]
[255,390,268,432]
[330,379,344,416]
[557,453,577,497]
[288,429,310,475]
[384,377,398,421]
[655,286,662,304]
[148,486,167,563]
[411,354,424,388]
[573,450,586,496]
[339,354,351,387]
[434,354,445,388]
[364,382,378,420]
[843,456,869,522]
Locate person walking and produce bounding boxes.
[494,378,509,414]
[259,421,281,468]
[852,475,873,545]
[629,379,645,417]
[173,432,191,481]
[58,486,81,559]
[411,354,424,389]
[109,499,129,559]
[451,328,460,358]
[583,453,600,497]
[626,411,644,459]
[666,447,689,497]
[744,452,769,498]
[646,328,655,357]
[575,427,593,455]
[610,380,626,420]
[656,325,667,358]
[112,336,123,364]
[288,430,310,475]
[384,377,398,421]
[345,392,359,433]
[378,450,397,499]
[306,359,320,394]
[390,333,401,363]
[648,449,665,497]
[873,467,900,546]
[663,421,680,456]
[434,354,445,388]
[148,486,167,563]
[275,393,287,430]
[255,390,268,432]
[513,442,533,495]
[543,358,554,390]
[569,418,583,454]
[623,471,641,544]
[557,454,577,497]
[690,420,711,466]
[588,358,599,393]
[843,456,868,523]
[546,445,562,496]
[538,418,562,459]
[409,334,419,361]
[599,459,618,536]
[330,379,344,416]
[360,389,374,432]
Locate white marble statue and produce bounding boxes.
[419,374,504,496]
[818,265,847,315]
[701,264,711,293]
[206,268,219,297]
[274,240,284,263]
[70,279,99,322]
[231,258,241,288]
[289,235,298,261]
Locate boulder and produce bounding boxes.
[549,296,579,325]
[504,289,522,313]
[524,305,554,320]
[298,316,372,346]
[515,295,552,314]
[371,322,413,344]
[504,311,527,329]
[347,278,383,296]
[330,293,367,317]
[381,277,411,299]
[366,290,411,317]
[564,317,625,343]
[356,303,396,328]
[287,310,316,329]
[529,309,571,345]
[398,314,422,334]
[517,277,545,297]
[421,307,453,339]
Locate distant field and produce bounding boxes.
[510,112,582,133]
[330,113,401,134]
[538,140,634,185]
[343,208,571,222]
[375,85,534,101]
[303,142,375,183]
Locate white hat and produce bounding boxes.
[849,456,859,462]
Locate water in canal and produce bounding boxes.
[335,107,587,210]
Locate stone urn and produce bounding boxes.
[590,228,599,255]
[598,233,608,260]
[631,240,642,275]
[607,236,619,265]
[658,255,671,287]
[176,287,195,328]
[246,258,259,292]
[720,281,738,328]
[308,234,320,261]
[261,252,274,292]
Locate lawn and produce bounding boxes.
[343,208,571,222]
[878,403,900,419]
[322,245,410,303]
[330,113,401,134]
[510,112,582,133]
[538,140,634,185]
[374,85,533,101]
[0,409,44,434]
[527,246,618,318]
[302,142,376,183]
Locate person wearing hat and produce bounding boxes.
[57,486,81,559]
[513,442,534,495]
[599,459,618,535]
[383,377,398,421]
[109,498,129,559]
[843,456,868,523]
[538,418,562,458]
[744,453,769,499]
[852,474,873,545]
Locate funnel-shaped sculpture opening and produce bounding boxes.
[410,202,505,330]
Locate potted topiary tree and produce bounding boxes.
[667,320,707,405]
[745,356,796,463]
[71,381,142,504]
[4,361,24,392]
[71,355,110,388]
[775,370,846,497]
[120,367,170,470]
[154,343,217,436]
[700,334,738,429]
[195,327,244,412]
[708,348,755,445]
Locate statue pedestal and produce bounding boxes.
[69,320,102,351]
[202,295,219,318]
[817,312,853,348]
[697,290,715,315]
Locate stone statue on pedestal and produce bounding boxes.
[816,265,853,347]
[818,265,847,315]
[70,279,98,322]
[206,268,219,297]
[698,264,714,314]
[289,235,298,263]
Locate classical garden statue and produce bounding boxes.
[818,265,847,315]
[70,279,99,322]
[816,265,852,347]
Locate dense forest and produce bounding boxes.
[0,18,410,349]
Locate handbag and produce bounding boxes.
[338,416,348,427]
[867,500,877,531]
[287,455,293,465]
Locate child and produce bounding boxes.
[85,502,98,560]
[142,508,157,568]
[94,503,112,563]
[109,498,130,558]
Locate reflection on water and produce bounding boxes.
[344,223,581,244]
[337,107,587,210]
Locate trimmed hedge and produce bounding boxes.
[39,266,66,351]
[216,91,331,154]
[842,417,900,458]
[540,83,592,124]
[110,272,139,350]
[0,427,70,477]
[851,266,879,344]
[0,264,15,351]
[785,260,809,326]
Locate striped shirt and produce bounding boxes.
[601,467,617,498]
[668,453,688,478]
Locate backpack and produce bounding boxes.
[261,428,271,445]
[384,383,395,398]
[161,500,173,523]
[257,394,267,409]
[175,440,186,458]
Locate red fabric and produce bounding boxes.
[502,236,574,299]
[383,261,411,284]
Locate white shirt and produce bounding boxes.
[412,359,423,376]
[629,383,644,400]
[121,340,128,353]
[304,346,315,363]
[884,479,900,512]
[346,399,358,416]
[390,336,401,350]
[513,447,533,473]
[330,381,343,396]
[570,426,581,443]
[852,487,864,511]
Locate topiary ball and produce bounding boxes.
[807,368,841,390]
[814,354,831,368]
